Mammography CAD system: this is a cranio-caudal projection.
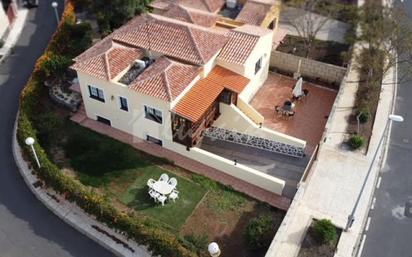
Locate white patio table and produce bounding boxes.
[152,181,174,195]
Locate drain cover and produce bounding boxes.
[404,200,412,218]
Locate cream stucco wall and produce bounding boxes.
[77,72,174,144]
[217,31,273,103]
[0,2,10,39]
[214,103,306,148]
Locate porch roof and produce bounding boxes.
[173,65,250,122]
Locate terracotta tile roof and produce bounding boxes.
[179,0,225,13]
[235,0,275,25]
[112,14,228,65]
[217,24,271,65]
[129,57,200,102]
[173,66,250,122]
[71,40,144,80]
[150,0,224,13]
[163,4,217,27]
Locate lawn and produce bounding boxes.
[119,168,207,231]
[37,107,285,256]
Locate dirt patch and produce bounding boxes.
[298,226,342,257]
[182,200,283,257]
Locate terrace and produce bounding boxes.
[250,73,338,154]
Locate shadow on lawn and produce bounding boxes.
[126,187,155,211]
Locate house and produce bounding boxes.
[71,13,306,196]
[149,0,281,30]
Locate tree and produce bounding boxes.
[356,2,412,84]
[92,0,150,32]
[282,0,356,57]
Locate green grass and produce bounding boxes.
[120,169,207,231]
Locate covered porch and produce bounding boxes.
[172,66,250,148]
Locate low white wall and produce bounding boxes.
[166,141,286,195]
[214,103,306,148]
[270,51,347,84]
[237,97,264,124]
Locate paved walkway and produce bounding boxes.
[71,108,291,211]
[12,122,151,257]
[264,37,396,257]
[0,6,28,63]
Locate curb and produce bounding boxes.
[12,115,151,257]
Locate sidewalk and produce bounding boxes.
[264,39,396,257]
[0,6,28,63]
[12,120,152,257]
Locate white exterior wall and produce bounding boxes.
[0,2,10,39]
[216,31,273,103]
[77,72,174,144]
[214,103,306,148]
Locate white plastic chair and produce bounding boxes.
[149,189,160,202]
[159,173,169,183]
[147,178,156,188]
[169,189,179,202]
[168,178,178,188]
[157,195,167,206]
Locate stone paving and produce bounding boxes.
[250,73,338,154]
[71,107,291,210]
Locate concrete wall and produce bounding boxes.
[270,51,347,84]
[0,2,10,40]
[214,103,306,148]
[170,143,286,195]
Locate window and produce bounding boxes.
[97,116,111,126]
[255,57,263,75]
[119,96,128,111]
[88,85,105,102]
[146,135,163,146]
[144,106,162,124]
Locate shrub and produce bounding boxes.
[39,54,72,80]
[313,219,337,244]
[348,135,364,150]
[357,109,370,123]
[0,39,4,48]
[245,214,276,250]
[182,234,209,256]
[17,1,197,256]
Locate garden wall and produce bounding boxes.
[169,143,286,195]
[270,51,347,84]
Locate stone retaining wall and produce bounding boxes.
[270,51,347,84]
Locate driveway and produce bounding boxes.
[199,137,309,199]
[0,2,114,257]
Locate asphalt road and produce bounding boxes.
[0,2,114,257]
[361,1,412,256]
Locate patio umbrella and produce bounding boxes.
[292,77,303,97]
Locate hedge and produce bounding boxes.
[17,1,199,256]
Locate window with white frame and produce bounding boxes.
[119,96,128,111]
[144,105,162,124]
[255,56,263,75]
[88,85,105,102]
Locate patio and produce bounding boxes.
[250,73,338,154]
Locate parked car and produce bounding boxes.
[25,0,39,8]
